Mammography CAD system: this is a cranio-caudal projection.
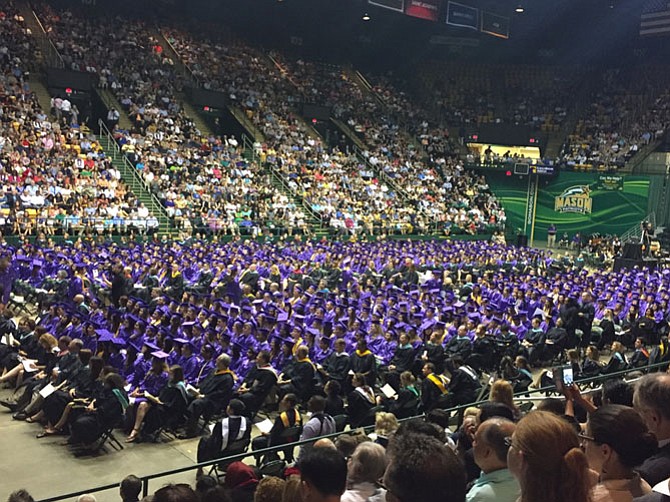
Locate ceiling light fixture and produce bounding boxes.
[515,5,524,13]
[362,13,371,21]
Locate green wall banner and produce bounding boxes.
[488,171,651,241]
[597,175,624,191]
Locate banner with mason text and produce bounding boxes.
[487,172,651,240]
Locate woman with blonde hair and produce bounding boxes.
[602,342,628,375]
[374,411,398,441]
[489,379,521,420]
[507,410,592,502]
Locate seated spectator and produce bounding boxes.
[507,411,592,502]
[342,442,387,502]
[634,374,670,487]
[467,417,520,502]
[180,353,235,438]
[383,430,466,502]
[298,447,347,502]
[196,399,252,477]
[119,475,142,502]
[224,462,259,502]
[582,405,656,502]
[298,395,336,460]
[254,477,286,502]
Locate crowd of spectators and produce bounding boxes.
[155,28,504,236]
[35,5,309,237]
[0,3,154,238]
[559,66,670,171]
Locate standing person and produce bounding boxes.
[547,224,557,249]
[579,292,596,349]
[467,418,520,502]
[506,411,592,502]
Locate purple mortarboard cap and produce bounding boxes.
[453,301,465,309]
[96,329,115,341]
[110,337,126,347]
[294,314,305,323]
[172,337,189,345]
[144,340,160,351]
[435,321,446,329]
[151,350,169,359]
[468,312,481,321]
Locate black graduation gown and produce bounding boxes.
[323,352,350,383]
[347,387,376,428]
[448,366,481,406]
[350,352,376,386]
[390,346,415,373]
[70,387,126,444]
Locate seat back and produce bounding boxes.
[259,459,287,479]
[333,414,348,433]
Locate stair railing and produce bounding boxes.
[97,119,171,232]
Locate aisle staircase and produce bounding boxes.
[152,29,215,137]
[97,88,133,130]
[241,136,330,237]
[28,77,54,116]
[97,120,172,234]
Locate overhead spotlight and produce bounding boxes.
[515,4,524,13]
[362,13,371,21]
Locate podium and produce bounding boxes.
[622,243,642,260]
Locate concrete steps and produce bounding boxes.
[28,76,53,116]
[97,132,172,234]
[97,88,133,130]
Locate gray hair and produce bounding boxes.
[216,353,231,369]
[634,373,670,420]
[347,442,387,485]
[76,495,97,502]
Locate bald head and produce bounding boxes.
[313,438,337,450]
[473,418,516,473]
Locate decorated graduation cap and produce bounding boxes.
[151,350,169,360]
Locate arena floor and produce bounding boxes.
[0,384,209,502]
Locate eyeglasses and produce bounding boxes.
[503,436,514,448]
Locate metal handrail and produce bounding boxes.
[35,359,669,502]
[29,7,64,69]
[158,30,202,89]
[264,160,326,227]
[97,119,171,232]
[230,105,264,143]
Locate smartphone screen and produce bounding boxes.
[563,366,574,386]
